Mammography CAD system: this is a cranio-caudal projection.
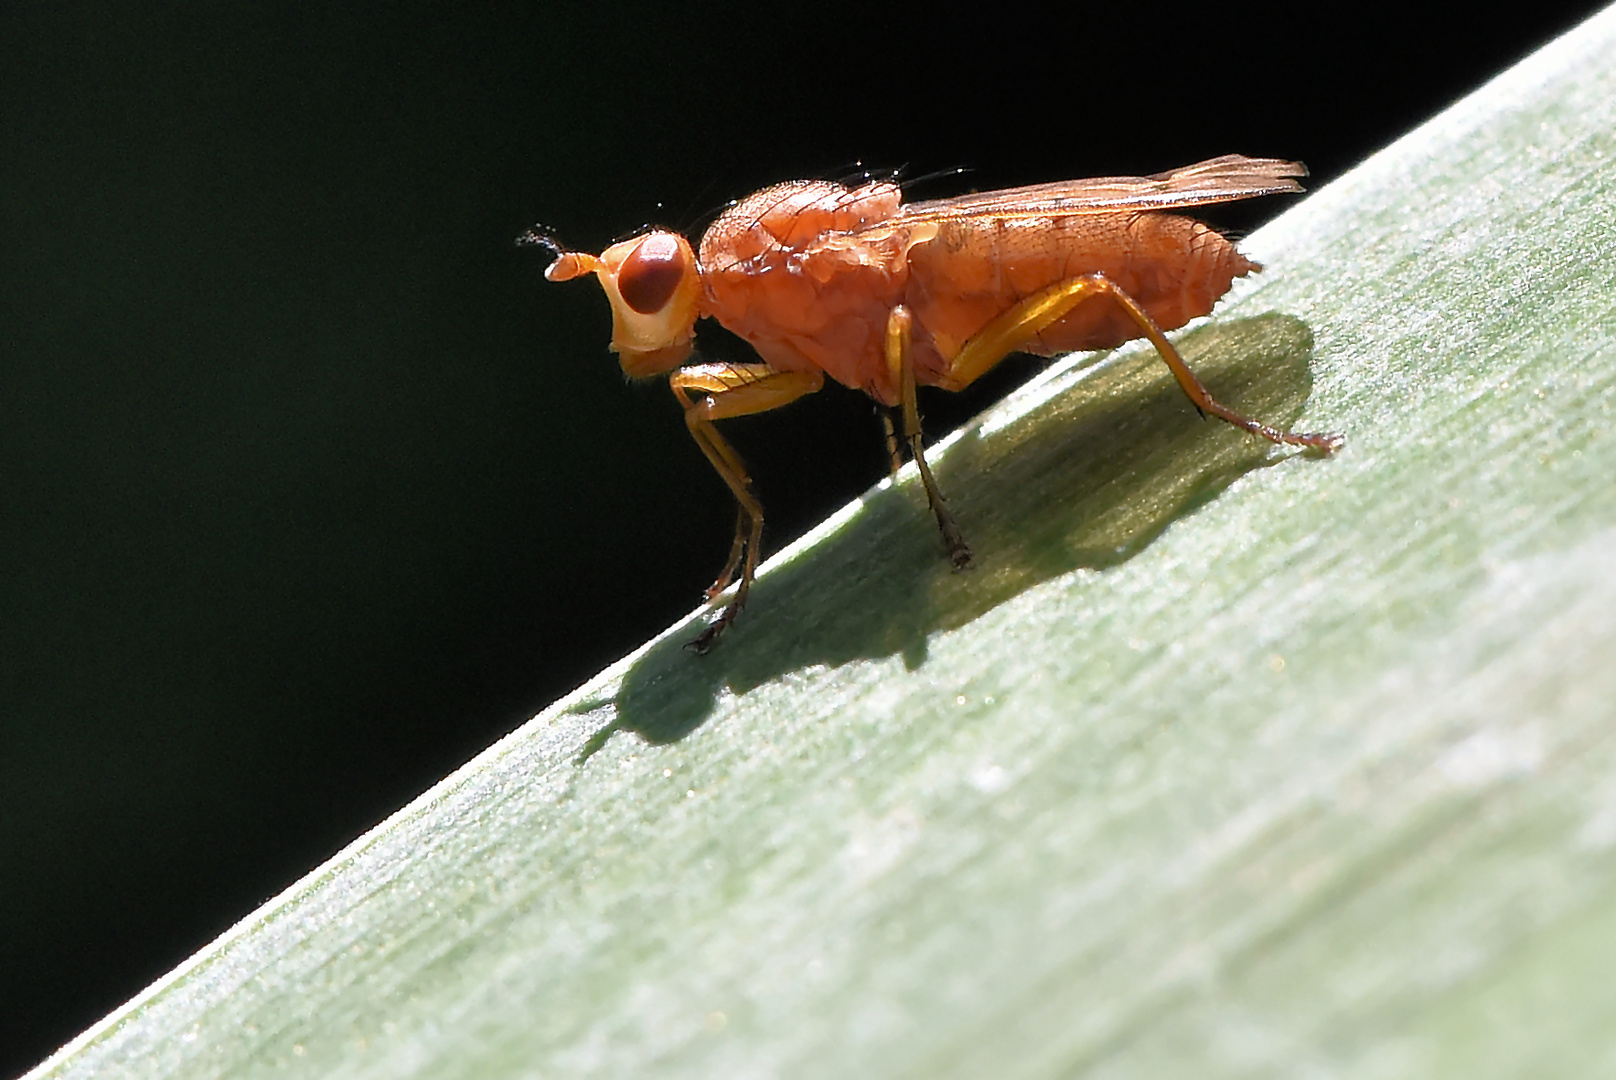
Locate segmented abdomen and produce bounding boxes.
[903,211,1257,374]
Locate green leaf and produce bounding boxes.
[34,9,1616,1078]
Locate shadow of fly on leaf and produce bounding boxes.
[532,156,1343,658]
[568,313,1328,762]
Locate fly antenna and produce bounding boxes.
[516,224,569,258]
[518,225,603,282]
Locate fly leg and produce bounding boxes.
[670,362,825,652]
[936,274,1344,452]
[887,305,973,569]
[879,409,904,476]
[706,506,748,602]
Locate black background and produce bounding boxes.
[2,1,1605,1073]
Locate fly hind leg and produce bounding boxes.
[935,274,1344,452]
[671,362,825,652]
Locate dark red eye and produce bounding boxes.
[617,233,687,314]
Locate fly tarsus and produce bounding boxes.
[925,481,974,571]
[704,506,750,601]
[688,581,749,654]
[1203,399,1346,454]
[688,606,738,654]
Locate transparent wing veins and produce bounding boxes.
[889,155,1307,227]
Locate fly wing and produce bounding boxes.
[890,155,1307,225]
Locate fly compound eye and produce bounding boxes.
[617,233,688,314]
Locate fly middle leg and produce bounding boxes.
[887,305,974,571]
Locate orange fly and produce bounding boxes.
[536,154,1343,651]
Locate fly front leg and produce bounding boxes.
[671,362,825,652]
[937,275,1344,453]
[887,306,974,570]
[707,506,749,603]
